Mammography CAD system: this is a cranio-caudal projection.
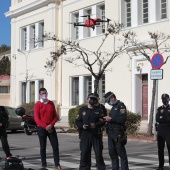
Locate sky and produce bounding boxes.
[0,1,11,46]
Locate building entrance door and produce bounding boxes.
[142,74,148,120]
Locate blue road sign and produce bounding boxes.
[151,53,164,69]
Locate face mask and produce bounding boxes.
[162,100,169,106]
[89,97,97,106]
[41,94,48,100]
[108,101,114,106]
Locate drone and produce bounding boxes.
[69,15,111,30]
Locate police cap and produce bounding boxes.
[87,93,97,99]
[161,93,169,100]
[103,91,116,103]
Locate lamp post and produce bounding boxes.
[17,49,29,103]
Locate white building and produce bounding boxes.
[5,0,170,123]
[5,0,57,107]
[58,0,170,122]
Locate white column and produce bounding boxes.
[79,10,84,39]
[26,81,30,103]
[79,76,84,105]
[131,0,138,27]
[148,0,156,23]
[91,5,97,37]
[35,80,39,102]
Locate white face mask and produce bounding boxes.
[41,94,47,100]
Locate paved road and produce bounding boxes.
[0,131,169,170]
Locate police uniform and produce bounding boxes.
[76,105,106,170]
[156,94,170,170]
[103,91,129,170]
[0,108,12,158]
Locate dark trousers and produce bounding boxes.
[157,133,170,168]
[37,126,60,167]
[79,131,105,170]
[0,128,12,157]
[108,130,129,170]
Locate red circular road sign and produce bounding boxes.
[151,53,164,69]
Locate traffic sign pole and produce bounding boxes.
[151,53,164,139]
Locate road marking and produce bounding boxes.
[141,154,168,159]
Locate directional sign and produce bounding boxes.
[151,53,164,69]
[150,69,163,80]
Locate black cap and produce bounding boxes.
[93,93,99,98]
[87,93,97,99]
[161,93,169,100]
[103,91,116,103]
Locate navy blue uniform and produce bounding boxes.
[0,108,12,158]
[76,106,105,170]
[156,105,170,168]
[107,100,129,170]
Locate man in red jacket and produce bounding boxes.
[34,88,62,170]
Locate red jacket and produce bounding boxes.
[34,100,58,129]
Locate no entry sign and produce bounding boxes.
[151,53,164,69]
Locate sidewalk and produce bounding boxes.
[55,120,149,133]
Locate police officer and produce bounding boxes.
[76,93,106,170]
[103,91,129,170]
[156,93,170,170]
[0,107,12,159]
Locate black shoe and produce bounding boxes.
[156,167,164,170]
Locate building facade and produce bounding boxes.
[5,0,58,107]
[57,0,170,122]
[6,0,170,123]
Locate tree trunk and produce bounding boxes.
[147,80,156,136]
[94,79,99,94]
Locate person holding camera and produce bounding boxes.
[103,91,129,170]
[156,93,170,170]
[76,93,106,170]
[0,108,12,159]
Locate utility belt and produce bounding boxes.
[108,124,125,132]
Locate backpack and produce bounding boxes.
[4,157,24,170]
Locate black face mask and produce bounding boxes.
[162,99,169,106]
[89,97,97,106]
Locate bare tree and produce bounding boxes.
[43,22,129,94]
[123,31,170,136]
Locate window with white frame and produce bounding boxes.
[143,0,148,23]
[72,12,79,40]
[126,0,131,27]
[39,80,44,89]
[84,76,92,101]
[96,4,105,34]
[21,27,27,51]
[84,8,92,38]
[21,82,26,103]
[39,22,44,47]
[98,74,105,103]
[161,0,167,19]
[30,25,36,49]
[72,77,79,105]
[21,80,44,104]
[0,86,10,93]
[121,0,131,28]
[30,81,35,103]
[21,21,44,51]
